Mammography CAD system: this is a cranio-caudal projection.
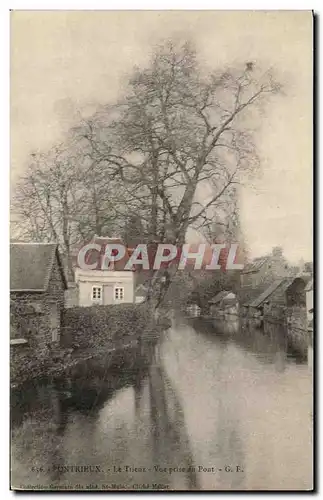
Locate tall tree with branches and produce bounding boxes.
[74,40,280,308]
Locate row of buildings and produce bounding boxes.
[10,239,314,352]
[206,246,313,336]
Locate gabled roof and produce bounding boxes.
[246,278,287,308]
[209,290,234,304]
[74,235,133,271]
[135,283,149,295]
[241,257,269,275]
[248,276,311,308]
[10,243,67,292]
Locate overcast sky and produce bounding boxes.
[11,10,313,263]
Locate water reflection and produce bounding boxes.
[11,317,313,491]
[161,317,312,490]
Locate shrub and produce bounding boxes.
[62,303,150,351]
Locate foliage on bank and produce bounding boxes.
[11,303,167,388]
[61,303,151,350]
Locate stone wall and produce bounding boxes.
[10,293,50,350]
[10,256,66,385]
[263,303,308,357]
[263,302,286,324]
[287,305,307,331]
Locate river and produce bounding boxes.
[11,317,313,491]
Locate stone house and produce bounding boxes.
[240,247,290,301]
[209,291,238,317]
[72,236,135,307]
[10,242,68,348]
[243,279,285,320]
[185,299,201,318]
[262,276,310,328]
[243,276,310,343]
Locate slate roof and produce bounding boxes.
[209,290,232,304]
[74,235,133,271]
[245,279,287,308]
[248,276,312,308]
[10,243,67,292]
[241,257,269,275]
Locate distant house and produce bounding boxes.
[243,279,285,319]
[262,276,311,328]
[209,291,238,316]
[134,284,149,304]
[240,247,291,291]
[186,300,201,318]
[10,243,67,347]
[73,235,135,307]
[242,276,311,343]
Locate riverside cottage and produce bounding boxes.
[10,242,67,348]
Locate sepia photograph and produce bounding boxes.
[10,10,313,491]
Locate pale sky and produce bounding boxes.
[10,11,313,264]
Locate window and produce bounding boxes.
[52,329,59,342]
[114,287,124,301]
[92,286,103,302]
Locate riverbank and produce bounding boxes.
[11,317,312,491]
[11,304,170,389]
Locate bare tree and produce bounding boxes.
[12,145,82,266]
[11,40,280,310]
[75,40,280,307]
[11,134,131,271]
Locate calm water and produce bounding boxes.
[11,318,313,491]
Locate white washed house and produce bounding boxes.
[73,236,134,307]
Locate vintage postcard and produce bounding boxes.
[10,10,313,491]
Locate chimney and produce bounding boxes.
[272,246,283,258]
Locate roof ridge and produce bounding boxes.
[10,242,58,245]
[247,278,286,308]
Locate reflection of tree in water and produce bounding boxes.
[146,345,200,490]
[12,344,199,489]
[11,359,151,484]
[202,332,246,490]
